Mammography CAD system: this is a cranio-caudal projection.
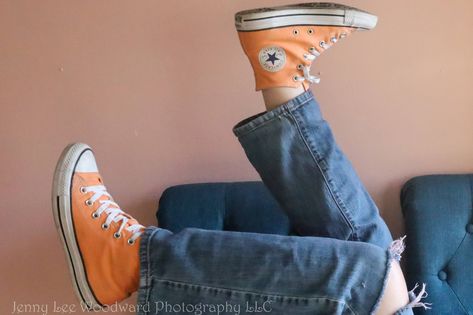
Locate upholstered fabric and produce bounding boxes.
[401,175,473,315]
[157,176,473,314]
[157,182,292,235]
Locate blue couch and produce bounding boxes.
[157,175,473,314]
[158,182,291,235]
[402,175,473,314]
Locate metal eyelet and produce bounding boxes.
[293,75,300,82]
[307,28,314,35]
[91,212,100,219]
[127,239,135,245]
[330,37,338,43]
[297,64,304,70]
[319,41,327,49]
[101,223,109,230]
[80,187,87,194]
[85,199,94,206]
[113,232,121,239]
[292,29,300,36]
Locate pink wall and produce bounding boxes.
[1,0,472,313]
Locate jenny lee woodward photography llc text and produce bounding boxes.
[11,300,275,315]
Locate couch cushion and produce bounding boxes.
[401,174,473,314]
[157,182,292,235]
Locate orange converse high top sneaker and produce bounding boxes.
[235,3,378,90]
[52,143,144,309]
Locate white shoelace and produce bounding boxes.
[293,34,345,85]
[83,185,144,244]
[294,49,321,84]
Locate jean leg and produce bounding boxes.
[233,91,392,249]
[136,227,401,315]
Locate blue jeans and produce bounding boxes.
[136,91,422,315]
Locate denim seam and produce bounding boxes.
[139,228,160,314]
[137,231,149,313]
[237,113,285,137]
[290,106,359,238]
[286,106,357,239]
[150,278,355,314]
[287,97,314,112]
[235,97,313,138]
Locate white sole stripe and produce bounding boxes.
[236,6,377,31]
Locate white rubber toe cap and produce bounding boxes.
[75,150,98,173]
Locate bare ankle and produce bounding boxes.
[262,86,306,111]
[375,262,410,315]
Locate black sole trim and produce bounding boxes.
[237,24,366,32]
[244,13,345,22]
[57,195,88,305]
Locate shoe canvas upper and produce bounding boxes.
[238,26,355,90]
[71,171,140,305]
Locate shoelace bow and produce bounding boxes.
[294,49,321,84]
[83,185,144,244]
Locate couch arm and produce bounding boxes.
[401,174,473,314]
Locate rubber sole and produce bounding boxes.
[235,2,378,31]
[51,143,103,310]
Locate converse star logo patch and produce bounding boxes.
[259,46,286,72]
